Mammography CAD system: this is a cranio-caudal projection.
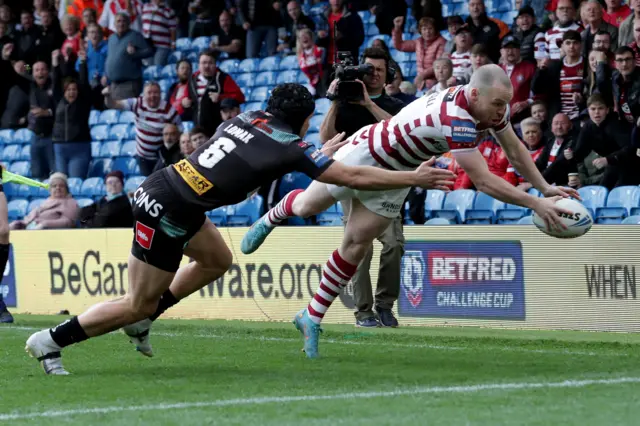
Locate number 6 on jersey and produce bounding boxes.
[198,137,237,168]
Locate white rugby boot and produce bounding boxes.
[122,318,153,357]
[25,330,70,375]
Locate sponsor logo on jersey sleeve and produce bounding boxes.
[450,120,477,144]
[135,222,155,250]
[443,86,458,102]
[304,146,330,167]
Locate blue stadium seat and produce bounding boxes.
[28,198,46,213]
[315,98,331,115]
[250,86,271,102]
[296,73,310,84]
[175,38,192,52]
[7,199,28,221]
[109,124,130,141]
[18,144,30,161]
[305,132,321,147]
[76,198,95,208]
[167,51,183,64]
[234,73,254,88]
[67,177,83,196]
[259,56,280,72]
[240,86,252,100]
[598,216,624,224]
[596,185,640,222]
[80,177,105,197]
[255,71,276,87]
[120,140,137,156]
[578,185,608,218]
[622,215,640,224]
[99,141,121,158]
[424,189,446,219]
[0,129,14,144]
[160,64,177,80]
[276,70,298,85]
[127,125,138,140]
[366,24,380,36]
[1,145,20,162]
[496,204,529,224]
[90,124,110,141]
[99,109,120,125]
[119,111,136,124]
[517,215,534,225]
[191,36,210,51]
[279,172,312,200]
[91,141,102,158]
[308,115,324,133]
[238,58,260,73]
[465,192,505,224]
[182,122,194,133]
[187,52,199,63]
[14,129,35,144]
[243,102,265,112]
[227,196,264,226]
[390,50,410,64]
[425,218,451,225]
[143,65,160,81]
[218,59,239,74]
[316,207,343,225]
[399,62,414,79]
[112,157,138,176]
[631,207,640,216]
[279,55,299,70]
[158,79,173,96]
[9,161,30,177]
[124,176,145,194]
[24,181,41,198]
[87,159,113,178]
[207,207,228,226]
[432,189,476,223]
[89,110,100,126]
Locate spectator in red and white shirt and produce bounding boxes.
[61,15,82,62]
[455,135,512,189]
[104,81,181,176]
[534,0,583,63]
[499,35,536,124]
[603,0,632,27]
[506,117,546,189]
[141,0,176,66]
[99,0,142,33]
[297,28,324,94]
[168,59,193,120]
[448,26,472,84]
[392,16,446,90]
[535,113,576,186]
[187,50,245,137]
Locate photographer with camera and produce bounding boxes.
[319,47,406,328]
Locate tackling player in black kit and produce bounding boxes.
[25,84,456,374]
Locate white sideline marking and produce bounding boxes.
[2,377,639,421]
[0,326,609,356]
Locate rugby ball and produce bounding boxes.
[532,198,593,239]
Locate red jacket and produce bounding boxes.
[455,137,511,189]
[505,146,544,185]
[501,61,536,108]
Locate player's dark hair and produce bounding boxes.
[265,83,315,136]
[587,93,607,107]
[615,45,635,58]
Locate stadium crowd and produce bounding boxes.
[0,0,637,228]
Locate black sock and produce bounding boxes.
[49,316,89,348]
[149,289,179,321]
[0,244,8,306]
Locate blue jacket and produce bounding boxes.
[75,40,108,82]
[105,30,153,83]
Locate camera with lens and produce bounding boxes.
[330,52,374,102]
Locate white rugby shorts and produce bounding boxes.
[326,125,410,219]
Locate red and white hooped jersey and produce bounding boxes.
[356,85,511,171]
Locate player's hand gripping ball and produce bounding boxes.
[533,198,593,238]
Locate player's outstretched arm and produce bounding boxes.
[453,148,571,231]
[316,157,456,191]
[494,126,579,199]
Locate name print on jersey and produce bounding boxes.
[133,187,164,218]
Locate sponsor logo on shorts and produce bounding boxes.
[381,201,402,212]
[133,187,164,218]
[135,222,155,250]
[173,159,214,196]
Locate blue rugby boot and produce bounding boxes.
[241,215,274,254]
[292,309,322,359]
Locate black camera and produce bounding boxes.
[331,52,373,102]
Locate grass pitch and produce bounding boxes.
[1,315,640,425]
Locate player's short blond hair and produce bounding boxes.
[469,64,512,94]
